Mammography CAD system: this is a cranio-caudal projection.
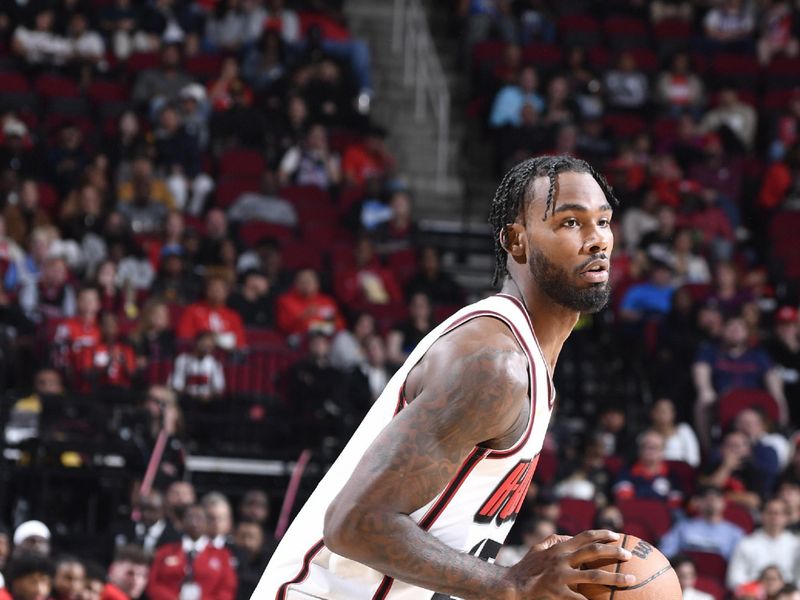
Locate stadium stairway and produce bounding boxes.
[344,0,467,221]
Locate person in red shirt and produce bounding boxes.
[334,237,403,308]
[54,286,101,379]
[177,275,246,351]
[88,313,137,390]
[147,504,237,600]
[275,269,345,337]
[342,124,396,187]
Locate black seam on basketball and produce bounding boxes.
[608,535,628,600]
[604,564,673,594]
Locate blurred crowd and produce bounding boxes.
[457,0,800,599]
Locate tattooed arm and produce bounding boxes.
[323,318,633,600]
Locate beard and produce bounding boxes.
[528,247,611,313]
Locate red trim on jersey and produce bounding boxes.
[418,447,489,530]
[496,293,555,408]
[371,575,394,600]
[393,382,406,416]
[276,538,325,600]
[371,447,488,600]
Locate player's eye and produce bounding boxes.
[562,218,579,228]
[598,218,611,227]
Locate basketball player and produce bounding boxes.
[253,156,636,599]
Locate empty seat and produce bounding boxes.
[617,498,672,542]
[557,498,597,535]
[684,551,727,585]
[239,221,294,247]
[218,149,266,177]
[718,389,781,430]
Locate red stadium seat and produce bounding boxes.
[723,501,754,534]
[214,176,261,208]
[558,14,601,47]
[653,18,692,49]
[279,240,323,271]
[368,303,408,334]
[712,53,760,89]
[0,72,30,92]
[185,53,223,81]
[617,498,672,542]
[521,43,563,70]
[433,304,460,324]
[245,329,284,348]
[239,221,294,247]
[87,80,128,103]
[602,16,648,49]
[36,183,59,217]
[35,74,81,98]
[695,576,725,600]
[218,149,265,177]
[766,56,800,88]
[280,185,333,209]
[666,460,697,497]
[603,113,647,138]
[556,498,596,535]
[126,52,160,73]
[718,389,781,430]
[535,447,557,485]
[684,551,727,584]
[387,249,418,286]
[471,40,507,69]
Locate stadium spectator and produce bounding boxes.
[386,292,434,365]
[4,180,51,248]
[208,57,254,113]
[117,158,175,234]
[177,274,246,351]
[164,481,197,533]
[205,0,266,53]
[132,42,194,117]
[495,517,556,567]
[604,52,649,112]
[51,556,85,600]
[263,0,301,44]
[86,313,136,391]
[53,285,100,376]
[650,397,701,467]
[335,237,402,308]
[3,553,53,600]
[613,429,684,506]
[171,331,226,401]
[131,299,176,368]
[11,8,72,68]
[552,432,611,505]
[703,0,756,52]
[734,408,791,468]
[639,204,677,262]
[226,172,298,230]
[699,430,779,508]
[777,585,800,600]
[672,555,714,600]
[82,560,117,600]
[666,229,712,286]
[22,256,76,323]
[147,503,237,600]
[0,522,9,573]
[353,334,394,402]
[329,311,375,371]
[727,498,800,589]
[693,314,786,445]
[227,270,273,329]
[233,520,270,600]
[66,11,105,73]
[656,53,705,117]
[3,368,64,444]
[699,88,757,151]
[238,491,271,530]
[767,306,800,427]
[660,485,744,559]
[202,492,234,551]
[459,0,517,51]
[275,269,344,338]
[342,124,395,187]
[489,66,544,128]
[734,565,787,600]
[106,545,149,600]
[619,260,676,323]
[277,123,341,189]
[404,246,463,306]
[112,490,179,556]
[241,30,287,93]
[757,0,799,65]
[12,521,50,558]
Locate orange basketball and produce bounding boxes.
[577,534,682,600]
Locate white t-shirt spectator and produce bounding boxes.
[73,31,105,60]
[13,26,73,65]
[663,423,702,467]
[726,529,800,588]
[705,6,755,39]
[171,353,225,398]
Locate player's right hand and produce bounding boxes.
[505,529,636,600]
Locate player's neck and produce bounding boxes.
[501,279,579,370]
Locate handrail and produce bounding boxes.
[392,0,450,192]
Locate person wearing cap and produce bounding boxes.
[3,552,53,600]
[767,305,800,427]
[12,521,51,558]
[660,485,744,559]
[179,84,210,151]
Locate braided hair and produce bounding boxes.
[488,155,618,286]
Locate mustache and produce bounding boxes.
[574,254,609,274]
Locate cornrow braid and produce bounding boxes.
[488,155,619,286]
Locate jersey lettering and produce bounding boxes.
[474,456,538,525]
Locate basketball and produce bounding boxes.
[577,534,681,600]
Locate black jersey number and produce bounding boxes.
[430,538,503,600]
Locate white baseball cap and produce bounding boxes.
[13,520,51,545]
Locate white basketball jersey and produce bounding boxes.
[252,293,555,600]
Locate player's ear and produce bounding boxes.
[501,223,527,265]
